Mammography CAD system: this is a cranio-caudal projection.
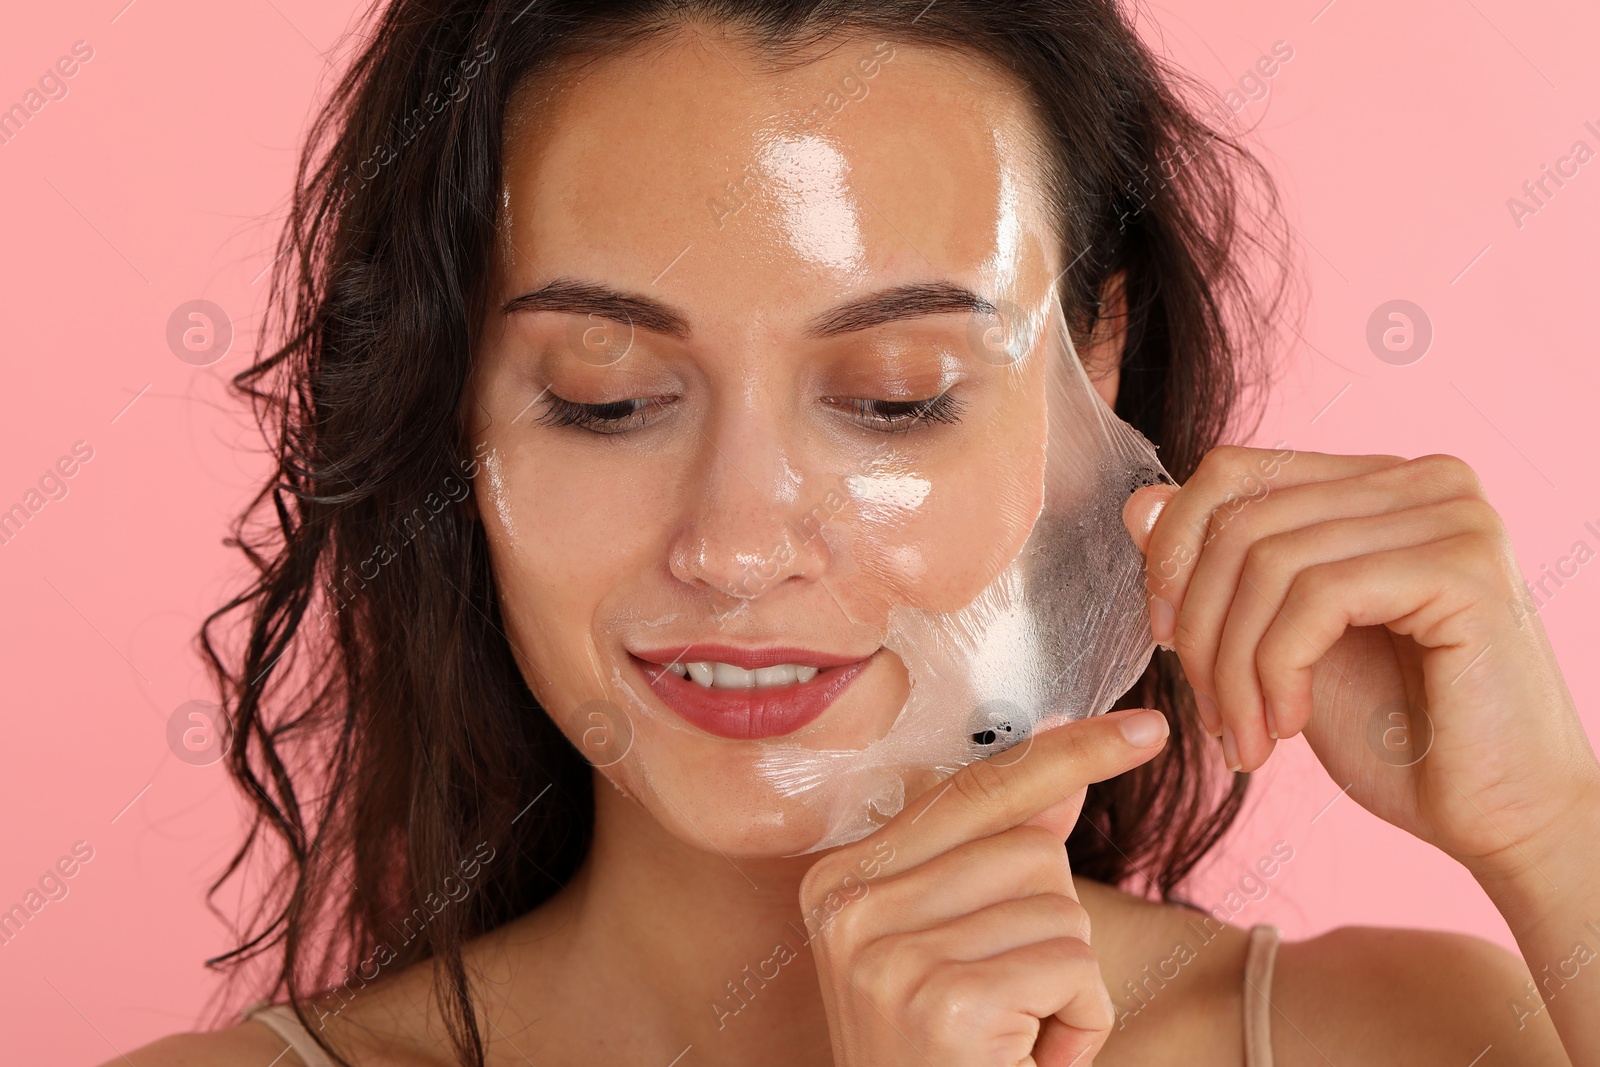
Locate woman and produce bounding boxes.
[122,0,1599,1064]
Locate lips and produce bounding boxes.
[629,644,875,740]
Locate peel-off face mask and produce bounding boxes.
[480,35,1174,858]
[755,301,1173,850]
[598,292,1173,854]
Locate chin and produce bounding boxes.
[652,789,842,859]
[599,730,862,858]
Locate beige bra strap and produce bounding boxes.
[243,1003,338,1067]
[1241,923,1282,1067]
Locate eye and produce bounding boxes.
[537,394,673,435]
[826,391,966,433]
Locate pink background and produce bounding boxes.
[1,0,1595,1060]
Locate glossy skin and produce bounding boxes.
[120,26,1598,1067]
[464,30,1057,857]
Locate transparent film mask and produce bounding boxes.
[754,300,1171,851]
[590,293,1172,856]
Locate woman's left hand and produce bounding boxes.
[1122,445,1600,885]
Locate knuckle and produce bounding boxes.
[1046,894,1092,943]
[1286,557,1343,609]
[1047,933,1099,968]
[1241,530,1294,583]
[1439,496,1507,541]
[1030,837,1074,878]
[799,851,854,910]
[1015,829,1074,892]
[951,755,1012,814]
[1199,444,1251,477]
[1289,560,1332,602]
[1205,500,1252,547]
[1212,637,1248,687]
[818,888,872,948]
[1171,607,1207,659]
[851,930,920,1000]
[798,861,835,908]
[1449,529,1511,587]
[1286,563,1324,614]
[910,967,995,1044]
[1411,453,1485,497]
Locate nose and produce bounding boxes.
[667,407,834,601]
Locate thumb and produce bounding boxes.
[1122,483,1177,555]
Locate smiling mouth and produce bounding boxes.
[662,660,820,688]
[628,644,876,740]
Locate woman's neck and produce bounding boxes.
[494,774,835,1065]
[438,777,1248,1066]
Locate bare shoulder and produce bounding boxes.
[111,1010,448,1067]
[1080,880,1571,1066]
[1273,925,1569,1066]
[106,906,566,1067]
[104,1020,306,1067]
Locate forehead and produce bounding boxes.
[497,30,1059,317]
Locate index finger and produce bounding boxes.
[868,706,1170,872]
[1141,445,1401,605]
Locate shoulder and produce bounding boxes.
[112,1012,449,1067]
[105,1020,308,1067]
[1081,880,1571,1066]
[1273,925,1569,1066]
[109,913,554,1067]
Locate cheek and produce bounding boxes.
[474,443,668,692]
[475,444,672,798]
[835,389,1047,614]
[479,440,672,591]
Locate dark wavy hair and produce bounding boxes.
[200,1,1293,1063]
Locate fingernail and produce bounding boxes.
[1264,703,1278,740]
[1118,708,1170,747]
[1221,723,1241,772]
[1123,488,1169,552]
[1195,691,1221,736]
[1148,596,1175,647]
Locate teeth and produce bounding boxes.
[672,661,826,689]
[755,665,797,687]
[713,662,755,688]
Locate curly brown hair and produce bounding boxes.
[200,2,1294,1064]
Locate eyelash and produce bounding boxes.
[536,391,966,435]
[537,396,670,434]
[825,392,967,432]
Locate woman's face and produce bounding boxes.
[468,29,1096,856]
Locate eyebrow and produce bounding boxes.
[501,278,996,339]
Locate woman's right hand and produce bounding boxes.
[802,706,1172,1066]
